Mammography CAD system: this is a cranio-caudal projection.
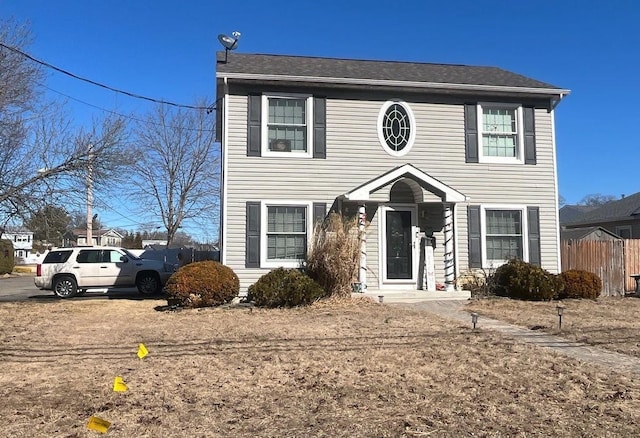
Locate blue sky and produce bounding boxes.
[2,0,639,240]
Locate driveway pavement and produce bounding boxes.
[396,300,640,374]
[0,274,159,302]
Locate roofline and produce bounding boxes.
[565,217,634,227]
[216,72,571,97]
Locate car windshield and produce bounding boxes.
[120,249,142,260]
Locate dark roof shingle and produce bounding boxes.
[216,52,565,90]
[560,227,621,240]
[565,192,640,225]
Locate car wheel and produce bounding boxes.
[137,273,161,295]
[53,275,78,298]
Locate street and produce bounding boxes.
[0,274,159,302]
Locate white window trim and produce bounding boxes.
[261,93,314,158]
[480,204,529,268]
[477,103,524,164]
[260,200,313,268]
[616,225,632,239]
[377,100,416,157]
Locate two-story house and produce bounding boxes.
[0,227,34,261]
[63,228,123,247]
[216,53,569,297]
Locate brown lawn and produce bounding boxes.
[466,296,640,358]
[1,297,640,437]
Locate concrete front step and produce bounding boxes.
[354,290,471,303]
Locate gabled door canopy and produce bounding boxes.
[342,163,468,203]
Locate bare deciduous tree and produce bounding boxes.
[578,193,617,207]
[0,20,130,228]
[131,103,219,246]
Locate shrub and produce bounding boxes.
[164,261,239,308]
[305,212,360,297]
[493,259,562,301]
[0,240,14,275]
[459,268,497,297]
[248,268,327,308]
[557,269,602,300]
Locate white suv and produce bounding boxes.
[34,247,176,298]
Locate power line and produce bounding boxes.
[41,83,217,133]
[0,41,216,112]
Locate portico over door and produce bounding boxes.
[341,163,468,291]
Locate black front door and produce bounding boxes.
[385,210,412,280]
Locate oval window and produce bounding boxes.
[377,101,416,156]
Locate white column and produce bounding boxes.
[443,203,455,291]
[358,204,367,291]
[424,238,436,291]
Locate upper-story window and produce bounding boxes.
[377,100,416,157]
[478,103,523,163]
[262,94,313,157]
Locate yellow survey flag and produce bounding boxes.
[87,415,111,433]
[137,343,148,359]
[113,376,128,392]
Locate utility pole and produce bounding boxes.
[86,144,94,246]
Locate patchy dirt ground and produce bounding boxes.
[1,297,640,437]
[466,296,640,358]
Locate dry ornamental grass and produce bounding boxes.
[1,297,640,436]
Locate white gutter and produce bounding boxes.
[217,72,571,97]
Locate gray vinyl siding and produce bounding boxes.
[224,95,560,292]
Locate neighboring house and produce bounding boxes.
[559,204,597,227]
[216,52,569,296]
[560,226,621,241]
[0,227,34,261]
[563,192,640,239]
[63,228,123,247]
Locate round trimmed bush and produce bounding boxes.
[558,269,602,300]
[494,259,562,301]
[164,261,239,308]
[248,268,327,308]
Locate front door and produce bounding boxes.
[382,206,417,284]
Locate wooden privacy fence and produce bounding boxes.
[561,239,640,296]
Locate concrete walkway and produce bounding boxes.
[395,300,640,374]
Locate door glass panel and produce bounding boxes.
[386,210,412,279]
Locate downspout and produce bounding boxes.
[550,92,568,111]
[549,90,569,273]
[220,76,229,264]
[551,108,561,274]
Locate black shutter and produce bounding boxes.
[313,97,326,159]
[245,202,261,268]
[523,106,536,165]
[313,203,327,228]
[527,206,541,266]
[247,94,261,157]
[468,205,482,268]
[464,104,478,163]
